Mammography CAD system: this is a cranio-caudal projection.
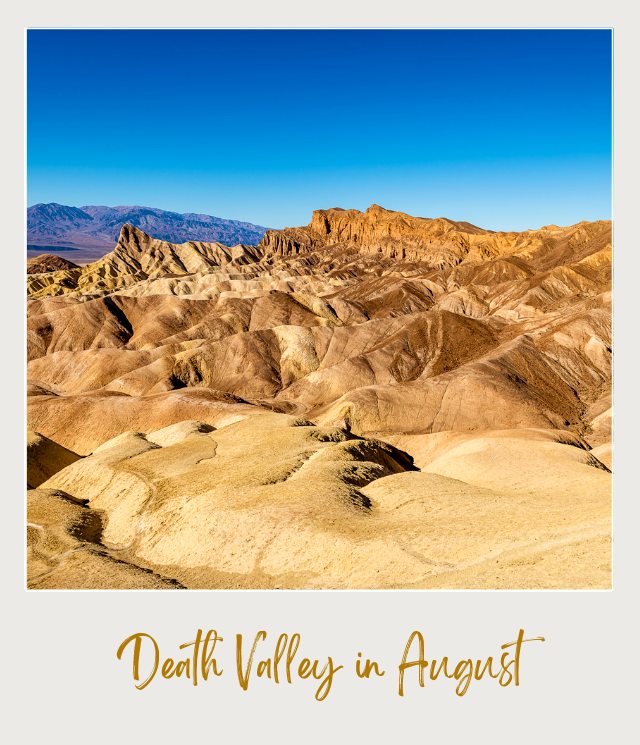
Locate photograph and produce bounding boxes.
[26,28,612,590]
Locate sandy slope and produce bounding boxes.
[30,415,609,589]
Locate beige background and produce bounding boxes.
[3,2,638,741]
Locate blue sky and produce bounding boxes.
[27,29,612,230]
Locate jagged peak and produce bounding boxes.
[113,223,155,257]
[308,204,487,234]
[118,222,151,240]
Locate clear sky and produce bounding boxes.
[27,29,612,230]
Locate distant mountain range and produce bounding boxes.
[27,203,269,251]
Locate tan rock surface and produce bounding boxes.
[27,253,80,274]
[27,488,182,589]
[35,415,609,589]
[27,431,80,488]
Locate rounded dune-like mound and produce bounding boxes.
[30,413,609,589]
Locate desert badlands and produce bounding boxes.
[26,205,612,589]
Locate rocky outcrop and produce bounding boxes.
[260,205,481,264]
[260,204,611,270]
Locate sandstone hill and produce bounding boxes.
[26,204,612,589]
[27,253,80,274]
